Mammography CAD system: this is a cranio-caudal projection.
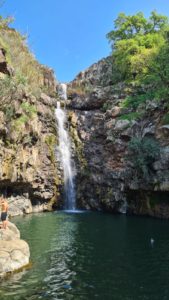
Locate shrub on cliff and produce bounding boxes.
[127,137,160,180]
[0,75,17,107]
[0,15,14,29]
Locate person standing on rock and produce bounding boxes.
[0,197,8,229]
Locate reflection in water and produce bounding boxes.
[43,214,78,297]
[1,212,169,300]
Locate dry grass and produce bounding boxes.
[0,27,44,93]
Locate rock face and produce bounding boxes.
[0,222,30,277]
[67,56,169,218]
[0,87,63,215]
[69,56,113,89]
[40,66,57,96]
[0,45,63,216]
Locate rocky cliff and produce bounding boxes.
[67,57,169,218]
[1,22,169,219]
[0,26,63,216]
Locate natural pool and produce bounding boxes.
[0,211,169,300]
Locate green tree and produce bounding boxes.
[107,12,147,43]
[149,11,168,32]
[107,11,169,82]
[148,40,169,85]
[107,11,168,45]
[113,32,165,81]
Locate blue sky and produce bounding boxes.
[1,0,169,82]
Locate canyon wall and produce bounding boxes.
[1,24,169,219]
[67,57,169,218]
[0,33,63,216]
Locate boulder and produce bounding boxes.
[0,221,30,277]
[8,196,33,217]
[114,119,130,131]
[111,106,121,117]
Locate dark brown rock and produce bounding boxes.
[0,48,14,76]
[68,56,169,218]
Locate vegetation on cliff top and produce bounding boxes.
[0,14,55,102]
[107,11,169,109]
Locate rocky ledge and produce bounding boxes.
[0,222,30,278]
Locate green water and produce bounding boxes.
[0,212,169,300]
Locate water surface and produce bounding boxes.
[0,212,169,300]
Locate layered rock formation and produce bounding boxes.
[0,32,63,216]
[67,57,169,218]
[0,222,30,277]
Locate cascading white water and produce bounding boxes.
[55,101,76,210]
[58,83,67,101]
[119,200,127,214]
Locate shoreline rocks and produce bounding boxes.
[0,222,30,278]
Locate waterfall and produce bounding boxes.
[55,101,76,210]
[58,83,67,101]
[118,200,127,214]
